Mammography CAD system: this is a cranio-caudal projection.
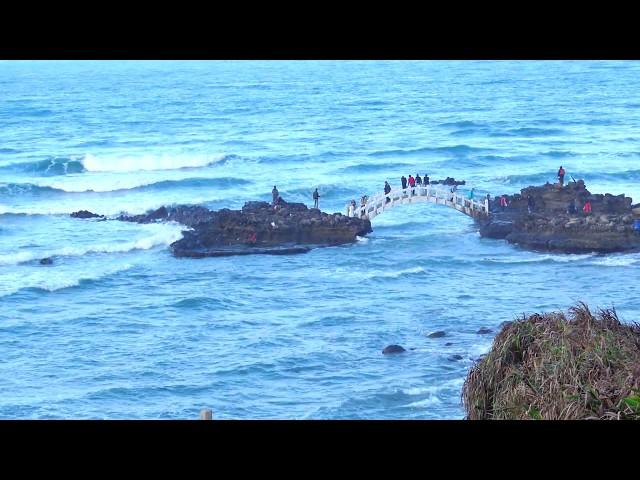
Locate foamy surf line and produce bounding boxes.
[81,153,228,172]
[0,223,184,266]
[3,153,229,175]
[0,263,135,297]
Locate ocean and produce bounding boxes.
[1,60,639,419]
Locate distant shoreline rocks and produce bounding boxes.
[70,210,104,219]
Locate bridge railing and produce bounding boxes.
[345,185,489,218]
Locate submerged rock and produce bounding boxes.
[448,354,464,361]
[476,327,492,334]
[478,181,640,254]
[427,331,447,338]
[382,345,406,355]
[39,257,53,265]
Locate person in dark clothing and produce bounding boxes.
[527,194,535,214]
[272,186,279,206]
[401,176,407,190]
[557,166,566,187]
[313,188,320,209]
[416,174,422,186]
[384,181,391,203]
[567,200,577,215]
[424,175,430,185]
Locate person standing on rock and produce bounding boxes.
[558,166,566,187]
[401,175,407,191]
[500,195,508,210]
[527,194,535,214]
[416,174,422,186]
[424,174,430,185]
[313,188,320,209]
[384,181,391,203]
[272,186,279,206]
[567,200,577,215]
[583,199,592,214]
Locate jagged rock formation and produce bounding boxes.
[479,180,640,253]
[117,198,372,258]
[70,210,105,219]
[428,177,466,186]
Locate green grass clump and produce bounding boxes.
[462,303,640,420]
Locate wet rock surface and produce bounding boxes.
[70,210,105,219]
[382,345,406,355]
[479,180,640,253]
[428,177,466,186]
[117,198,372,258]
[427,330,447,338]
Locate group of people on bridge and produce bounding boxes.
[271,165,590,219]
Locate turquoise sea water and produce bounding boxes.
[1,60,639,419]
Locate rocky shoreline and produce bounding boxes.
[479,180,640,253]
[111,198,372,258]
[69,180,640,257]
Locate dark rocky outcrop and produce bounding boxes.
[476,327,492,335]
[478,180,640,253]
[428,177,466,186]
[70,210,104,219]
[119,198,372,258]
[427,331,447,338]
[39,257,53,265]
[382,345,406,355]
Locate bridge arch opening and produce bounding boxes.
[346,185,489,221]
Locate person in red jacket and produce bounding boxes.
[408,175,416,195]
[557,166,566,187]
[583,200,592,214]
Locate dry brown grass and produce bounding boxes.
[462,303,640,419]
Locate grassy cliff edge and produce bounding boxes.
[462,303,640,420]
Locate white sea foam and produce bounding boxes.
[366,266,425,279]
[0,262,135,297]
[482,253,594,264]
[0,223,183,266]
[590,255,640,267]
[80,152,227,173]
[404,396,443,408]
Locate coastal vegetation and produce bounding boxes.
[462,303,640,420]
